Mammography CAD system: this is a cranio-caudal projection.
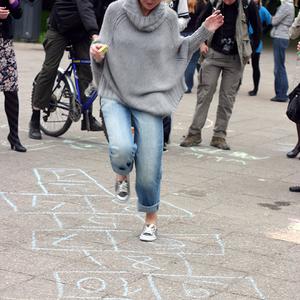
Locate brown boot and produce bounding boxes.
[180,133,202,147]
[210,136,230,150]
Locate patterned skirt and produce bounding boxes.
[0,38,18,92]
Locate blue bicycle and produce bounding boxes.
[32,45,107,138]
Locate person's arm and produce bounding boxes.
[289,11,300,39]
[271,4,288,26]
[8,0,22,19]
[75,0,99,39]
[248,0,262,51]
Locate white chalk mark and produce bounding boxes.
[215,234,225,255]
[183,282,210,298]
[33,168,48,194]
[51,202,65,211]
[32,195,37,208]
[76,277,106,293]
[122,255,161,271]
[83,195,96,213]
[161,199,193,217]
[52,213,63,229]
[0,192,17,212]
[177,253,193,276]
[78,169,114,196]
[32,231,36,250]
[83,250,107,269]
[52,233,77,246]
[246,277,266,300]
[106,230,119,251]
[54,272,64,298]
[120,277,142,297]
[147,275,162,300]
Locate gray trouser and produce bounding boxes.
[32,29,92,110]
[188,49,244,139]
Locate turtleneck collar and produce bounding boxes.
[123,0,167,32]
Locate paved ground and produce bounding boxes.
[0,42,299,299]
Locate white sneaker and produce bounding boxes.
[115,177,130,203]
[139,224,157,242]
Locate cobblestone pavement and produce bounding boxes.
[0,42,299,299]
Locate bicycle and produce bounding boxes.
[32,45,107,138]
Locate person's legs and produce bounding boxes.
[180,51,221,147]
[184,50,200,93]
[101,98,136,202]
[4,91,26,152]
[249,52,260,96]
[29,29,68,139]
[287,123,300,158]
[212,55,243,149]
[132,108,163,241]
[73,39,102,131]
[272,38,289,100]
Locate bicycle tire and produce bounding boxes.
[31,69,74,137]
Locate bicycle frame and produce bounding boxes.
[58,47,98,113]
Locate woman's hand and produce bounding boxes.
[200,43,208,54]
[203,10,224,32]
[90,43,107,63]
[0,7,10,19]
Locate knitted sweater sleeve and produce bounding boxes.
[179,21,214,61]
[91,3,117,88]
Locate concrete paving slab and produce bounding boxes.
[0,42,299,299]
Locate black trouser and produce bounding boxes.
[32,29,92,110]
[251,52,260,92]
[163,115,172,144]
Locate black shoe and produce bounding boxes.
[287,147,300,158]
[289,186,300,192]
[270,96,288,102]
[81,116,103,131]
[29,121,42,140]
[7,135,26,152]
[248,90,257,96]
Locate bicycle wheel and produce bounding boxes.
[31,69,74,137]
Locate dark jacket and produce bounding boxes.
[49,0,113,42]
[0,0,22,40]
[197,0,261,51]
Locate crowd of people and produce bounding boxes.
[1,0,300,242]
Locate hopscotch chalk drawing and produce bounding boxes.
[0,168,266,299]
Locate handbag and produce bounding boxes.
[286,83,300,123]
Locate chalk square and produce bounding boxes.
[112,233,224,255]
[32,229,128,251]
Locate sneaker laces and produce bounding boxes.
[118,180,128,194]
[143,224,157,236]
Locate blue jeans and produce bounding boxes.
[185,50,200,92]
[273,38,289,99]
[101,98,163,213]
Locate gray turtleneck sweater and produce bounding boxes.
[91,0,213,116]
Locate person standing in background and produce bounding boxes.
[248,0,272,96]
[270,0,294,102]
[0,0,26,152]
[180,0,261,150]
[182,0,207,94]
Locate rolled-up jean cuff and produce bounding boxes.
[111,166,130,176]
[138,202,160,213]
